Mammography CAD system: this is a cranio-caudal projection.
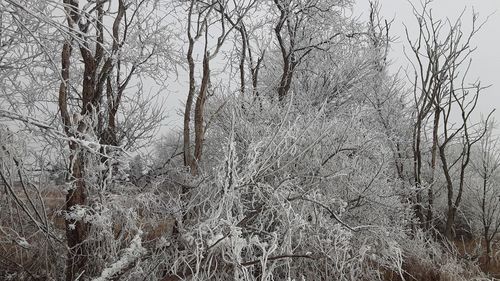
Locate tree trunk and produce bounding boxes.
[183,0,196,174]
[413,120,425,225]
[485,236,492,265]
[192,53,210,175]
[427,108,440,230]
[65,150,88,281]
[482,177,491,264]
[277,62,293,101]
[445,207,456,240]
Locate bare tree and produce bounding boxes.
[57,0,171,278]
[225,10,266,98]
[364,1,411,186]
[405,0,489,233]
[470,120,500,262]
[405,0,448,227]
[271,0,354,101]
[182,0,256,175]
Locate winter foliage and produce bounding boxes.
[0,0,499,280]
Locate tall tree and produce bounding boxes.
[405,0,489,233]
[182,0,256,175]
[58,0,171,278]
[470,120,500,262]
[271,0,354,101]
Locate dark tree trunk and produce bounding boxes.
[183,0,196,174]
[426,108,440,230]
[192,53,210,175]
[65,150,88,281]
[445,206,456,240]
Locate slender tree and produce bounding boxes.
[271,0,354,101]
[405,0,489,233]
[182,0,256,175]
[470,120,500,262]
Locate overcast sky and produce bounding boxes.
[353,0,500,126]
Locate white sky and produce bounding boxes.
[353,0,500,125]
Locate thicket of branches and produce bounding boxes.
[0,0,499,280]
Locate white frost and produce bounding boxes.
[92,232,146,281]
[17,237,30,248]
[207,233,224,248]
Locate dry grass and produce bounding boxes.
[2,188,500,280]
[381,237,500,281]
[0,186,175,279]
[381,259,440,281]
[454,238,500,279]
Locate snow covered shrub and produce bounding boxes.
[392,230,485,281]
[133,93,418,280]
